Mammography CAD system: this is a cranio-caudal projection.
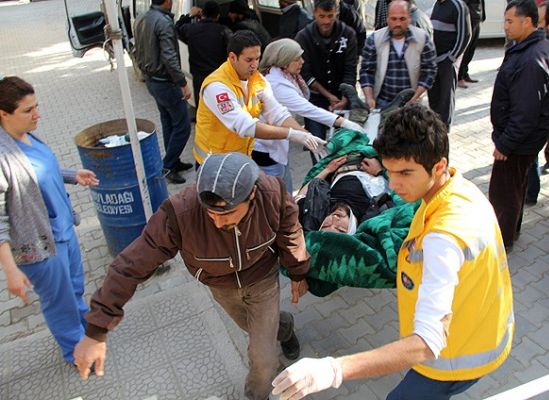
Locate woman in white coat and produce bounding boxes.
[253,38,365,193]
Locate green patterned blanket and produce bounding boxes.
[286,129,418,297]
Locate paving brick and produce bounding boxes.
[529,324,549,349]
[338,317,377,345]
[314,295,350,318]
[338,300,376,324]
[293,305,324,330]
[513,336,547,368]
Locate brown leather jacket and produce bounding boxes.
[85,174,310,340]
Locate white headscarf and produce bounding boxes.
[347,208,358,235]
[259,38,304,72]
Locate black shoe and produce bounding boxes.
[164,169,186,184]
[280,330,300,360]
[379,88,415,119]
[464,75,479,83]
[525,197,537,206]
[339,82,367,110]
[174,161,193,172]
[541,163,549,175]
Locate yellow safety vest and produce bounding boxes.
[398,168,514,381]
[193,60,266,164]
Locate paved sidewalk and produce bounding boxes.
[1,1,548,399]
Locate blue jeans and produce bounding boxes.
[259,162,293,194]
[387,369,479,400]
[145,79,191,171]
[526,158,540,202]
[19,230,88,363]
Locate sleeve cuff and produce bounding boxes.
[288,273,308,282]
[85,323,109,342]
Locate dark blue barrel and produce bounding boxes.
[75,119,168,256]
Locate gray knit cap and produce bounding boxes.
[197,153,260,211]
[259,38,304,72]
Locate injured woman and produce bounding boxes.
[295,153,394,233]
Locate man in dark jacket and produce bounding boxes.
[295,0,358,146]
[134,0,193,184]
[338,0,367,51]
[428,0,471,128]
[227,0,272,49]
[73,153,310,400]
[488,0,549,251]
[176,1,233,102]
[457,0,486,87]
[279,0,313,39]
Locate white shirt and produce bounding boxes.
[254,67,338,165]
[202,77,291,139]
[391,37,405,57]
[413,232,464,358]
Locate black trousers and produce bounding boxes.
[458,20,481,80]
[428,58,457,128]
[192,72,208,104]
[489,153,537,247]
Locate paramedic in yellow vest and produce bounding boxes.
[193,30,325,165]
[272,104,514,400]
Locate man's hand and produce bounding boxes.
[325,93,340,106]
[325,155,348,174]
[287,128,326,151]
[181,85,192,101]
[74,336,106,379]
[493,148,508,161]
[75,169,99,186]
[329,97,348,111]
[290,279,308,304]
[361,157,383,176]
[5,267,32,304]
[271,357,343,400]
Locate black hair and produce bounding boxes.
[506,0,538,26]
[199,191,226,207]
[227,30,261,56]
[373,104,449,174]
[330,201,351,216]
[0,76,35,114]
[314,0,337,11]
[151,0,165,5]
[203,1,221,18]
[229,0,250,15]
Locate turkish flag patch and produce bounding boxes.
[216,92,230,103]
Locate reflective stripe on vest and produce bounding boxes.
[422,312,514,371]
[405,237,492,262]
[193,145,209,162]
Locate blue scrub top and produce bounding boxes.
[16,134,74,242]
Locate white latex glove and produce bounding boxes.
[271,357,343,400]
[287,128,326,152]
[341,119,367,134]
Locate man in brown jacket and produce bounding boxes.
[73,152,310,400]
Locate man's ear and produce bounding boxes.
[228,52,237,63]
[433,157,448,177]
[248,185,257,201]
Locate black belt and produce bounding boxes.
[147,75,170,82]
